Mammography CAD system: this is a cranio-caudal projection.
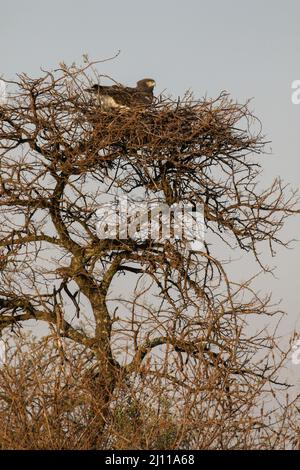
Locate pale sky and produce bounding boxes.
[1,0,300,378]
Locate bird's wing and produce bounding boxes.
[87,84,132,107]
[119,86,154,106]
[86,83,154,108]
[88,84,119,94]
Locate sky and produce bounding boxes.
[1,0,300,378]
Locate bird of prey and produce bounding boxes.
[86,78,156,111]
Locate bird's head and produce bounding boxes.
[136,78,156,91]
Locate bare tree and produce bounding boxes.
[0,60,299,449]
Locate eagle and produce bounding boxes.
[86,78,156,111]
